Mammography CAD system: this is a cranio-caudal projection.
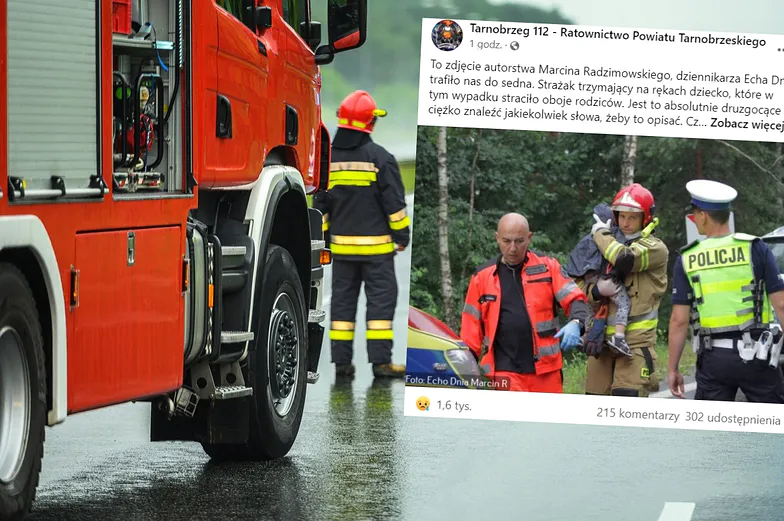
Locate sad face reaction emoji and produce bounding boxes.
[416,396,430,411]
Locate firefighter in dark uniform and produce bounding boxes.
[668,179,784,402]
[313,90,409,379]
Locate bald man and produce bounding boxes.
[460,213,591,392]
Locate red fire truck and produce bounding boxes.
[0,0,366,518]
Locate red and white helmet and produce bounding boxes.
[336,90,387,133]
[611,183,655,225]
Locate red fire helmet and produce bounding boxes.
[336,90,387,133]
[611,183,656,225]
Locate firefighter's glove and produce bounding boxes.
[582,318,606,358]
[555,320,581,351]
[591,213,612,235]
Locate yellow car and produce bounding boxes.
[405,306,484,389]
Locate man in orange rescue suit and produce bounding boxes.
[575,183,670,398]
[461,213,590,392]
[313,90,409,379]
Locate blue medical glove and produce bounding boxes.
[555,320,581,351]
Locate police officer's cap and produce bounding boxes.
[686,179,737,211]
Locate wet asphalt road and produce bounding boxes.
[27,193,784,521]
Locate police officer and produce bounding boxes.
[668,179,784,402]
[313,90,409,379]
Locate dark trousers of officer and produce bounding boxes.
[330,256,398,365]
[695,346,784,403]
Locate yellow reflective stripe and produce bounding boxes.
[331,234,392,245]
[604,241,623,264]
[328,180,372,189]
[368,320,392,329]
[329,171,377,182]
[700,313,754,328]
[367,329,394,340]
[327,169,377,190]
[328,163,377,189]
[331,321,355,330]
[389,209,406,221]
[388,206,410,230]
[330,242,396,255]
[389,216,410,230]
[330,330,355,341]
[338,118,367,129]
[631,242,649,270]
[700,278,750,294]
[606,319,657,336]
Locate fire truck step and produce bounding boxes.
[221,245,246,257]
[212,385,253,400]
[308,309,326,323]
[220,245,247,270]
[220,331,254,344]
[307,371,320,384]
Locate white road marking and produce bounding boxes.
[657,502,695,521]
[650,381,698,399]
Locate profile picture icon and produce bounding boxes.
[432,20,463,51]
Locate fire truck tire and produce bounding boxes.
[0,264,46,521]
[204,244,307,461]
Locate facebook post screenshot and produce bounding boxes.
[404,18,784,434]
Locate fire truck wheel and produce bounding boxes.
[203,245,308,461]
[0,264,46,521]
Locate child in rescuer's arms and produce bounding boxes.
[566,203,633,357]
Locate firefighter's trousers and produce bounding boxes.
[329,256,398,365]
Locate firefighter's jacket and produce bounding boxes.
[461,251,589,377]
[313,130,410,261]
[574,228,670,350]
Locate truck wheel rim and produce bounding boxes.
[267,293,299,417]
[0,326,31,485]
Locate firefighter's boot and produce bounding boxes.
[373,362,406,378]
[335,364,356,379]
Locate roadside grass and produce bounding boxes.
[562,337,698,395]
[399,160,416,195]
[305,160,416,208]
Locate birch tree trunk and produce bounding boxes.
[621,135,637,187]
[461,128,483,282]
[437,126,454,326]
